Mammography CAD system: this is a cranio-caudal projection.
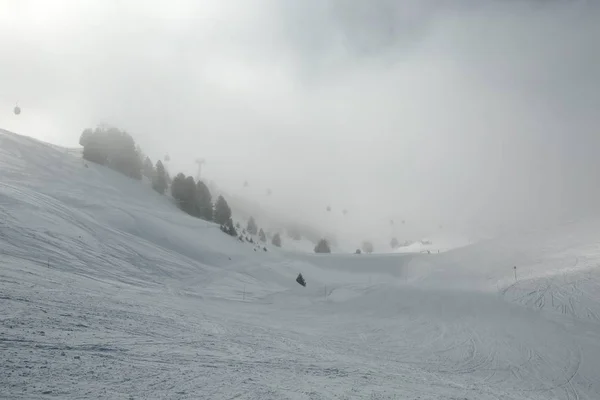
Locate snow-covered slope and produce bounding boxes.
[2,129,600,399]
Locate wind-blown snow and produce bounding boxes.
[2,129,600,399]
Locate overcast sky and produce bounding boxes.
[1,0,599,248]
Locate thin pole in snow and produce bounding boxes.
[514,266,517,282]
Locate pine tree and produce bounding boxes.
[152,160,167,194]
[272,233,282,248]
[171,173,198,215]
[296,273,306,287]
[195,180,213,221]
[390,237,399,249]
[247,216,258,235]
[183,176,197,216]
[143,156,154,179]
[361,241,374,254]
[220,218,237,237]
[258,228,266,242]
[214,195,232,225]
[314,238,331,253]
[171,173,186,201]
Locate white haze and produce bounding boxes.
[1,0,599,249]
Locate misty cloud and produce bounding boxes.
[1,0,599,249]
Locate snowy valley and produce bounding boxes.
[2,129,600,399]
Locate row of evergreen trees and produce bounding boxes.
[79,126,380,253]
[80,125,238,238]
[245,216,282,247]
[170,173,237,236]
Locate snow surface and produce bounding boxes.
[2,129,600,399]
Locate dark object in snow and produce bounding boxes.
[258,228,266,242]
[14,105,21,115]
[296,273,306,287]
[263,247,267,252]
[84,163,89,168]
[355,249,361,254]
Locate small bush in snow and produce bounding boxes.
[258,228,266,242]
[361,241,374,254]
[296,273,306,287]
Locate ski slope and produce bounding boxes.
[2,129,600,399]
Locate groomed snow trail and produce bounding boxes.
[2,129,600,399]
